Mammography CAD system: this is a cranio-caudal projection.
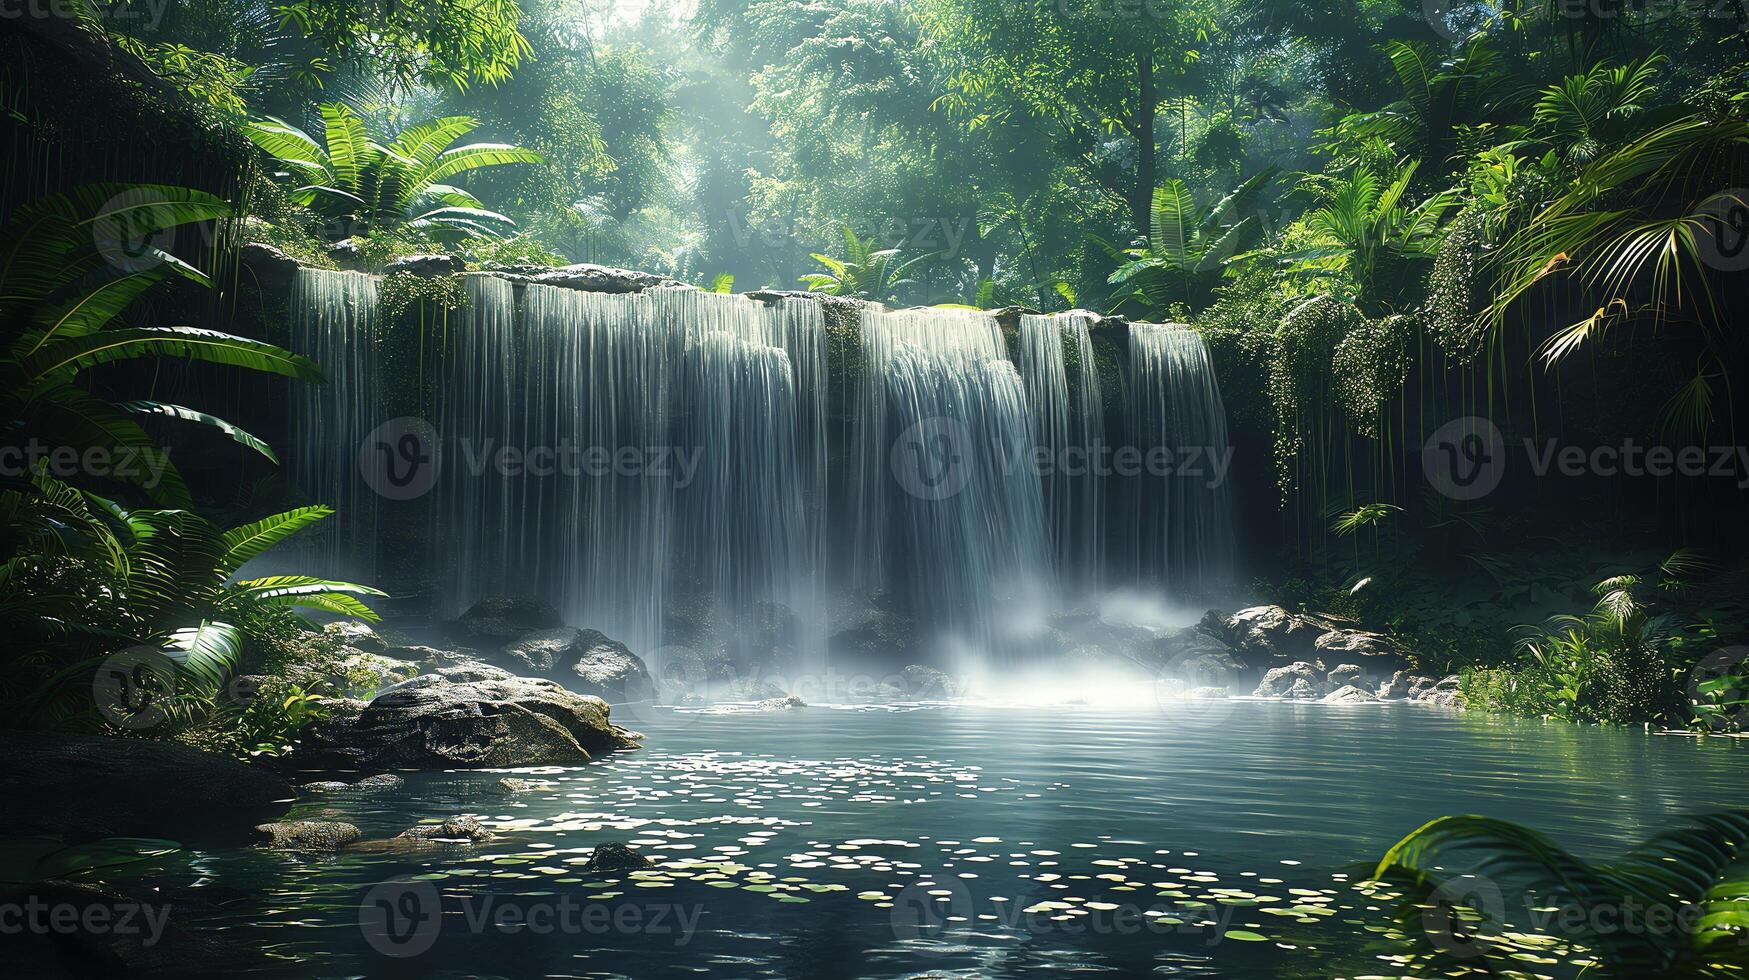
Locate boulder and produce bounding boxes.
[1314,629,1408,674]
[1322,684,1379,704]
[302,773,404,794]
[757,695,807,710]
[491,777,556,795]
[1378,670,1430,699]
[500,627,656,701]
[448,595,563,644]
[502,627,585,674]
[1218,606,1342,665]
[483,263,677,294]
[1413,675,1464,707]
[1282,678,1323,700]
[330,651,421,691]
[254,820,361,850]
[324,621,387,654]
[1327,664,1368,689]
[659,645,737,700]
[582,841,652,872]
[383,253,465,277]
[1253,662,1327,698]
[239,241,301,291]
[433,661,516,684]
[568,631,656,702]
[0,732,292,843]
[290,674,642,770]
[396,815,493,843]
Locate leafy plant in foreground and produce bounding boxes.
[0,185,323,507]
[1370,812,1749,978]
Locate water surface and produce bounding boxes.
[163,701,1748,977]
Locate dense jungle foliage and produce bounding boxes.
[4,1,1749,739]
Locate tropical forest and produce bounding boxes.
[3,1,1749,976]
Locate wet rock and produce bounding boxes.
[1189,686,1229,699]
[1253,661,1327,698]
[396,815,493,842]
[1282,678,1323,700]
[324,621,387,654]
[302,773,404,794]
[434,661,516,684]
[0,732,292,843]
[332,651,421,690]
[1322,684,1379,703]
[1413,675,1464,707]
[582,842,652,872]
[448,595,563,644]
[502,627,584,674]
[1314,630,1407,674]
[1378,670,1430,699]
[1217,606,1342,664]
[290,674,642,770]
[254,820,361,850]
[383,253,464,277]
[568,631,656,702]
[1327,664,1368,689]
[491,777,556,795]
[239,241,300,290]
[483,263,677,294]
[899,664,961,698]
[756,695,807,710]
[659,646,737,700]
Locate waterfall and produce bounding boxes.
[1124,323,1236,589]
[427,282,824,672]
[849,308,1051,664]
[1018,312,1107,591]
[285,273,1240,677]
[288,268,381,582]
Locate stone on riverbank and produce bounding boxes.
[254,820,361,850]
[1253,662,1327,698]
[582,842,652,872]
[1322,684,1379,703]
[290,673,642,770]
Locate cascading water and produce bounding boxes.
[288,268,381,582]
[1018,312,1107,591]
[286,274,1237,679]
[850,308,1052,665]
[1123,322,1236,589]
[427,282,824,674]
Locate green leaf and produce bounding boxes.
[219,506,334,576]
[117,400,278,463]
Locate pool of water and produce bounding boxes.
[154,700,1747,978]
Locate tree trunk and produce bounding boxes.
[1133,49,1157,240]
